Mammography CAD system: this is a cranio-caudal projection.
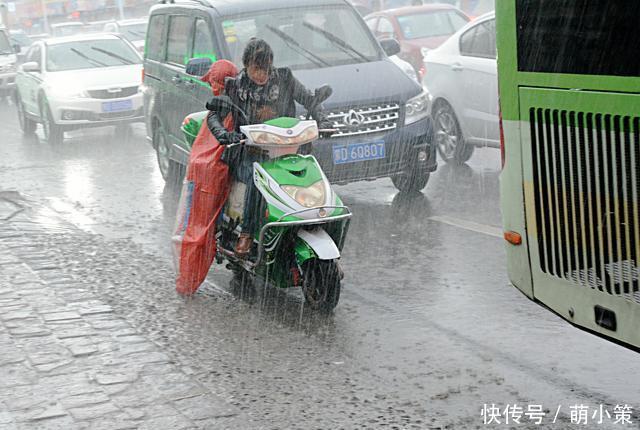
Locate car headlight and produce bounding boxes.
[404,90,430,125]
[250,124,318,145]
[281,180,326,208]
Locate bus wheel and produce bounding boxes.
[434,102,474,165]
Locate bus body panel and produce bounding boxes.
[517,87,640,348]
[500,119,534,298]
[497,0,640,349]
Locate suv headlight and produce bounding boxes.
[404,90,430,125]
[281,180,326,208]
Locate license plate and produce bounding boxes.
[332,141,385,165]
[102,99,133,113]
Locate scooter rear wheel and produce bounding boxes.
[302,260,341,312]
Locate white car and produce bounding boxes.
[15,34,144,144]
[423,11,497,164]
[104,18,147,53]
[0,28,18,100]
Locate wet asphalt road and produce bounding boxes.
[0,100,638,429]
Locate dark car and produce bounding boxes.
[364,4,469,78]
[143,0,437,192]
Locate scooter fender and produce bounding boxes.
[295,228,340,264]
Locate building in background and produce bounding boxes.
[2,0,153,33]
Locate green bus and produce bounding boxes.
[497,1,640,349]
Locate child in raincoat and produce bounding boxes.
[173,59,238,296]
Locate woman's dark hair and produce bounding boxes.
[242,38,274,69]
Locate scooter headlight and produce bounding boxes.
[281,180,326,208]
[250,131,286,145]
[250,124,318,145]
[295,124,319,143]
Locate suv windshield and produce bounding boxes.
[222,6,381,69]
[397,10,468,39]
[0,31,12,54]
[46,39,141,72]
[120,23,147,42]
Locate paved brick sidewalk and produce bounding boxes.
[0,194,246,429]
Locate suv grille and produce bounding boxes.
[529,108,639,301]
[87,86,139,99]
[314,103,399,138]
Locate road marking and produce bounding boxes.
[428,215,503,238]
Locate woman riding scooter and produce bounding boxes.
[207,38,328,258]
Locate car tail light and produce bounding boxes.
[141,67,145,84]
[419,65,426,80]
[499,108,505,170]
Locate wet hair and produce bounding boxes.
[242,38,273,70]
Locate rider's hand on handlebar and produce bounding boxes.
[228,131,244,144]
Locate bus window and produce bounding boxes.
[516,0,640,77]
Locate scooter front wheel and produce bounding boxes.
[302,260,341,312]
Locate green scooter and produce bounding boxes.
[181,87,351,311]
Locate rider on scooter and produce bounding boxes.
[207,38,328,257]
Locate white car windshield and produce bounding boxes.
[120,23,147,43]
[397,10,468,39]
[0,32,12,54]
[222,6,381,69]
[46,39,141,72]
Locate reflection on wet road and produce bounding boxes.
[0,101,637,428]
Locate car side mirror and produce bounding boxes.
[185,57,212,76]
[22,61,41,73]
[379,38,401,57]
[13,44,21,54]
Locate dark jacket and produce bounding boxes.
[207,66,325,145]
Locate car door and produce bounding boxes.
[17,43,43,116]
[457,18,498,145]
[179,15,220,150]
[162,14,195,152]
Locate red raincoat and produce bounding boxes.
[175,60,238,295]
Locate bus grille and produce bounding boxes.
[529,109,640,302]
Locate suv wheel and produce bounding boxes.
[153,124,180,184]
[392,171,430,193]
[39,97,63,145]
[434,102,474,165]
[16,94,37,135]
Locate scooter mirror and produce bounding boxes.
[314,85,333,104]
